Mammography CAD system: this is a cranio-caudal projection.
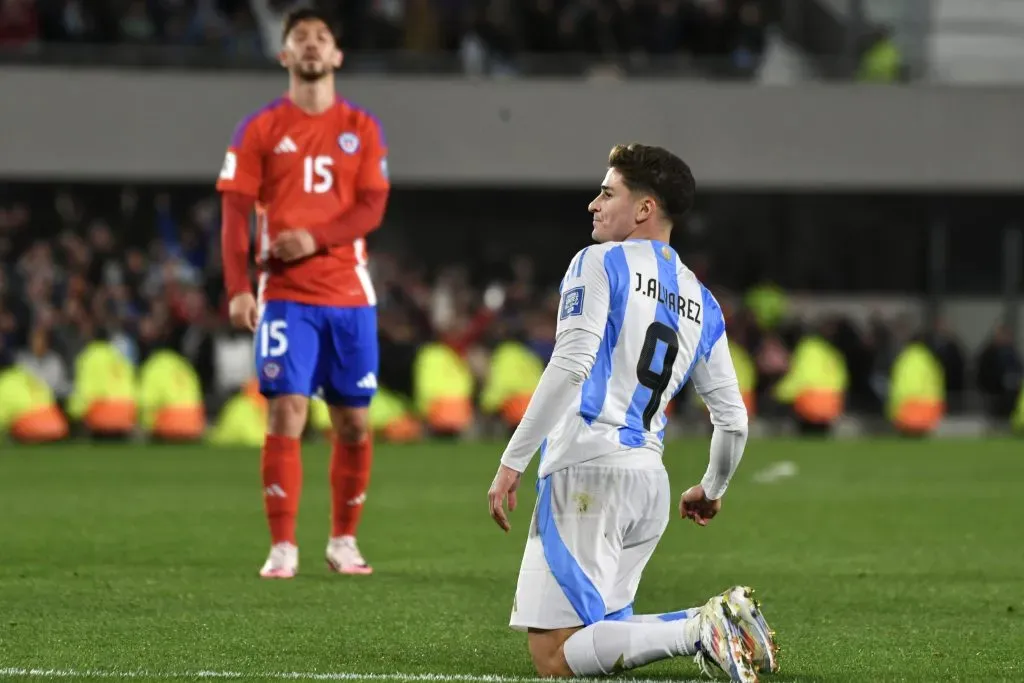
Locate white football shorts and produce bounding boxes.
[509,452,670,631]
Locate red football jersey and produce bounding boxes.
[216,96,390,307]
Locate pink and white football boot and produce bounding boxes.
[325,536,373,575]
[259,542,298,579]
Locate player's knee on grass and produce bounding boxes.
[267,395,309,438]
[329,405,370,444]
[528,628,578,678]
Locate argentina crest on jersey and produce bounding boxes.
[560,286,585,320]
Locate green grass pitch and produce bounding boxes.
[1,438,1022,682]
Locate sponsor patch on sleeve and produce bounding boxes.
[560,286,585,320]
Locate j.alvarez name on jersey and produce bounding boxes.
[633,271,702,324]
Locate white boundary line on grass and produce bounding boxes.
[0,669,702,683]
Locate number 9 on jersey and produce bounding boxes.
[636,322,679,430]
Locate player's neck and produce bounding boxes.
[288,78,336,115]
[627,223,672,244]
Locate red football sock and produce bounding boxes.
[330,436,373,538]
[261,434,302,545]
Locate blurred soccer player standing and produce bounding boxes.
[217,8,390,579]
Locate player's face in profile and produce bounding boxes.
[280,20,342,82]
[588,169,638,243]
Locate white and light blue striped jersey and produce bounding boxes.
[537,239,734,477]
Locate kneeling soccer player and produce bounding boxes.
[487,144,780,681]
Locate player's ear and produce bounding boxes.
[635,196,654,223]
[333,48,344,70]
[277,48,290,69]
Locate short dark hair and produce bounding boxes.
[608,143,696,228]
[281,7,337,44]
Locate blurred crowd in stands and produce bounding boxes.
[1,185,1022,428]
[0,0,770,76]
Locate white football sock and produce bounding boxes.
[563,617,701,676]
[626,607,700,623]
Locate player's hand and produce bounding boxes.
[270,229,317,262]
[680,484,721,527]
[228,292,259,332]
[488,464,522,533]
